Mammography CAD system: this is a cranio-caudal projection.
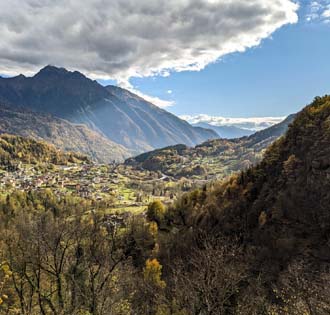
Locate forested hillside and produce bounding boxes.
[0,134,88,168]
[149,96,330,314]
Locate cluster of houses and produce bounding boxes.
[0,161,192,216]
[0,164,123,201]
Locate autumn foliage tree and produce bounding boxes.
[147,200,166,226]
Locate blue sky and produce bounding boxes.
[125,2,330,118]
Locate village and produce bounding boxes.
[0,161,203,214]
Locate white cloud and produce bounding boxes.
[117,80,175,107]
[0,0,298,81]
[322,8,330,17]
[132,89,174,108]
[306,1,330,23]
[167,90,173,94]
[180,114,285,131]
[0,0,298,107]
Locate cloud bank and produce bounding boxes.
[0,0,298,106]
[0,0,298,79]
[180,114,285,131]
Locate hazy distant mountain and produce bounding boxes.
[181,114,285,132]
[192,122,254,138]
[0,66,218,152]
[0,104,131,163]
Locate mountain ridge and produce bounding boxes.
[0,66,218,153]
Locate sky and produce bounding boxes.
[0,0,330,125]
[127,0,330,118]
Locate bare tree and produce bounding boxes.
[170,235,248,315]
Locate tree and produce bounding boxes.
[131,259,167,315]
[147,201,166,226]
[0,262,11,311]
[170,236,247,315]
[143,259,166,289]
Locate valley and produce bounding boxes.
[0,110,294,219]
[0,161,177,215]
[0,1,329,313]
[127,113,295,179]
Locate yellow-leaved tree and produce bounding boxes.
[143,258,166,289]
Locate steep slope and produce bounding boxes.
[0,133,88,168]
[244,113,296,146]
[0,104,130,163]
[105,85,218,150]
[0,66,218,152]
[126,113,295,179]
[167,95,330,265]
[150,96,330,315]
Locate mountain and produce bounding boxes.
[167,95,330,269]
[156,96,330,313]
[0,66,218,152]
[0,133,88,168]
[0,104,130,163]
[168,97,329,238]
[192,122,254,138]
[126,113,295,179]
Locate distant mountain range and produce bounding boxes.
[126,113,296,179]
[192,122,254,138]
[181,114,285,136]
[0,66,218,156]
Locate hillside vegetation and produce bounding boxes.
[0,97,329,315]
[0,133,88,168]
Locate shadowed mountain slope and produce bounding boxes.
[0,104,130,163]
[0,66,217,152]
